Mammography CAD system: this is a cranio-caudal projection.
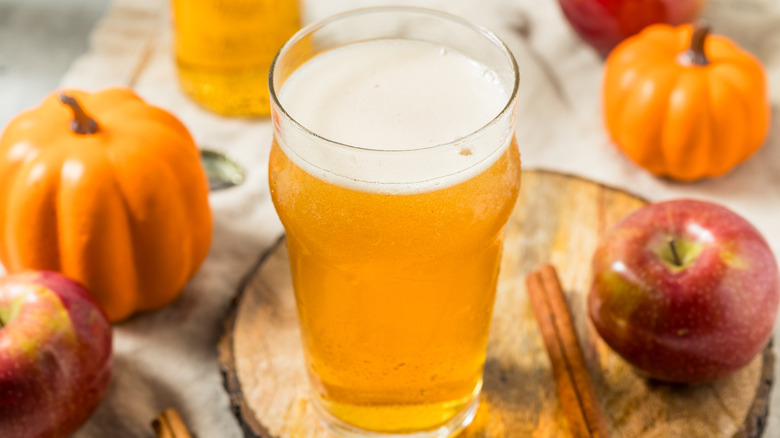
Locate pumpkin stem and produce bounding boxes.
[683,21,710,66]
[59,93,99,135]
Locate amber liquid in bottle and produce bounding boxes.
[171,0,300,116]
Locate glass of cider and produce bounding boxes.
[171,0,300,117]
[268,7,521,437]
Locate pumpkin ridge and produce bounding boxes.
[684,70,717,180]
[144,121,210,285]
[6,147,63,272]
[711,64,759,95]
[625,62,679,173]
[603,58,648,144]
[154,133,197,296]
[633,24,676,56]
[705,72,748,177]
[103,164,142,316]
[711,65,767,153]
[605,36,678,150]
[705,36,755,65]
[698,71,718,179]
[709,69,757,176]
[659,68,693,178]
[659,67,714,181]
[0,151,20,265]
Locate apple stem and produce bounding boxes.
[59,93,99,135]
[668,237,683,267]
[682,21,710,66]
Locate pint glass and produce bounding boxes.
[268,8,520,437]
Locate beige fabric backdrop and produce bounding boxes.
[56,0,780,436]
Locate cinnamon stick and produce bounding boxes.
[525,264,609,438]
[152,408,194,438]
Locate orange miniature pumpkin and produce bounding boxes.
[0,88,212,321]
[603,22,770,181]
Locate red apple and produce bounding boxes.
[558,0,708,57]
[0,271,112,438]
[589,199,779,383]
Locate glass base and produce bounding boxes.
[312,385,482,438]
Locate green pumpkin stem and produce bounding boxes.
[684,21,710,66]
[59,93,99,135]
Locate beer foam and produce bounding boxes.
[276,38,514,193]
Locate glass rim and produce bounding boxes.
[268,6,520,154]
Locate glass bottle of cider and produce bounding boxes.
[171,0,301,117]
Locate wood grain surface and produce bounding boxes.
[219,170,773,437]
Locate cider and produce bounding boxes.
[269,10,520,436]
[269,140,520,431]
[171,0,300,116]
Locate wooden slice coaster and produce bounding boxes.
[218,170,773,437]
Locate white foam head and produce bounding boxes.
[271,9,518,194]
